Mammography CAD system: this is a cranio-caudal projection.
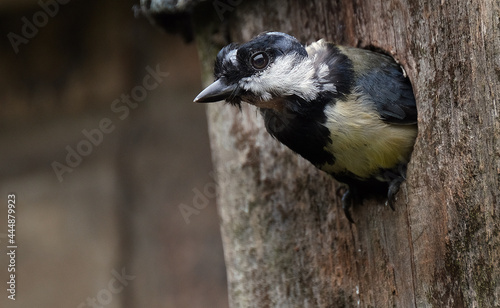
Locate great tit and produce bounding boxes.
[194,32,417,222]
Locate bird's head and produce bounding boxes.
[194,32,320,111]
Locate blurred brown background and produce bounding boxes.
[0,0,228,307]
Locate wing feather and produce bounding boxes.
[308,42,417,125]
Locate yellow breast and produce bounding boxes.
[320,95,417,179]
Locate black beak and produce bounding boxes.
[194,79,238,103]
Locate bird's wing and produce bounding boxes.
[307,41,417,125]
[339,46,417,125]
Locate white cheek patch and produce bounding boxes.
[239,54,320,101]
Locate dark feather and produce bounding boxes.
[309,44,354,97]
[345,48,417,125]
[260,95,335,167]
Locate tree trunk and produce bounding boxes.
[142,0,500,306]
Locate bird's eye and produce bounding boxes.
[250,52,269,70]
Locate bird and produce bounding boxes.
[194,31,418,222]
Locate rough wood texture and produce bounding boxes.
[150,0,500,306]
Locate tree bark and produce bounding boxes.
[143,0,500,306]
